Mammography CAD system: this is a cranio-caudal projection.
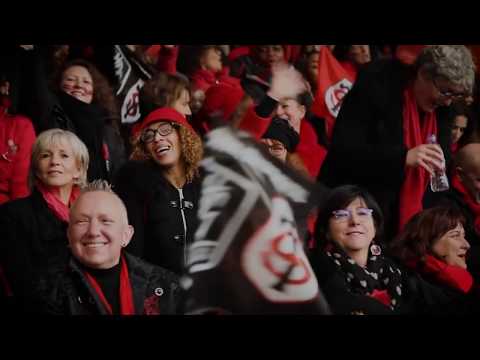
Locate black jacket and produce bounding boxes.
[114,160,201,275]
[43,253,181,315]
[0,189,70,313]
[15,46,126,182]
[319,59,451,241]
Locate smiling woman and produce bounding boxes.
[310,185,480,315]
[114,107,203,275]
[391,206,473,293]
[0,129,89,313]
[16,46,126,183]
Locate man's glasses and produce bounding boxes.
[331,208,373,222]
[432,77,466,100]
[141,122,176,143]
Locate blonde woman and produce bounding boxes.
[0,128,89,313]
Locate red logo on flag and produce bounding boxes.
[312,47,354,141]
[242,197,318,303]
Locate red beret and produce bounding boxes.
[202,83,245,121]
[132,107,196,138]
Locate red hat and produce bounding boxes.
[132,107,196,138]
[202,83,245,121]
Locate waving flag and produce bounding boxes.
[182,126,331,314]
[311,46,354,142]
[113,45,153,124]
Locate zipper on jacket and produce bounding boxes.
[177,188,188,267]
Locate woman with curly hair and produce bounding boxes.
[114,107,203,275]
[17,46,126,182]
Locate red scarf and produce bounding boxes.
[452,172,480,235]
[409,255,473,293]
[398,86,437,231]
[368,289,391,307]
[36,182,80,223]
[83,255,136,315]
[451,142,459,155]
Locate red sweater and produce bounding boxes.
[296,120,327,178]
[0,108,36,204]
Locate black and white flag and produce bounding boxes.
[113,45,153,125]
[182,126,331,314]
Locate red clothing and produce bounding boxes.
[228,46,251,62]
[199,82,273,138]
[451,142,459,155]
[237,105,272,140]
[145,45,162,62]
[398,86,437,232]
[296,120,327,178]
[339,60,359,81]
[407,254,473,294]
[396,45,428,65]
[36,182,81,223]
[191,68,240,93]
[288,45,303,64]
[0,108,36,205]
[155,46,179,74]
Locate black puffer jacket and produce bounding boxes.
[42,253,181,315]
[114,160,201,275]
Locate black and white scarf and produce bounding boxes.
[326,243,404,310]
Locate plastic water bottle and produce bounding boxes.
[427,134,449,192]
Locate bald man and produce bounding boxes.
[424,143,480,279]
[42,180,181,315]
[455,144,480,204]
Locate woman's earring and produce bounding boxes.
[370,244,381,256]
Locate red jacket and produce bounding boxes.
[191,68,241,93]
[296,120,327,178]
[0,107,36,205]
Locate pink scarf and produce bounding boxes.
[36,182,81,223]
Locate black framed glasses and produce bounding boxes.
[331,208,373,222]
[431,77,466,100]
[141,122,176,143]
